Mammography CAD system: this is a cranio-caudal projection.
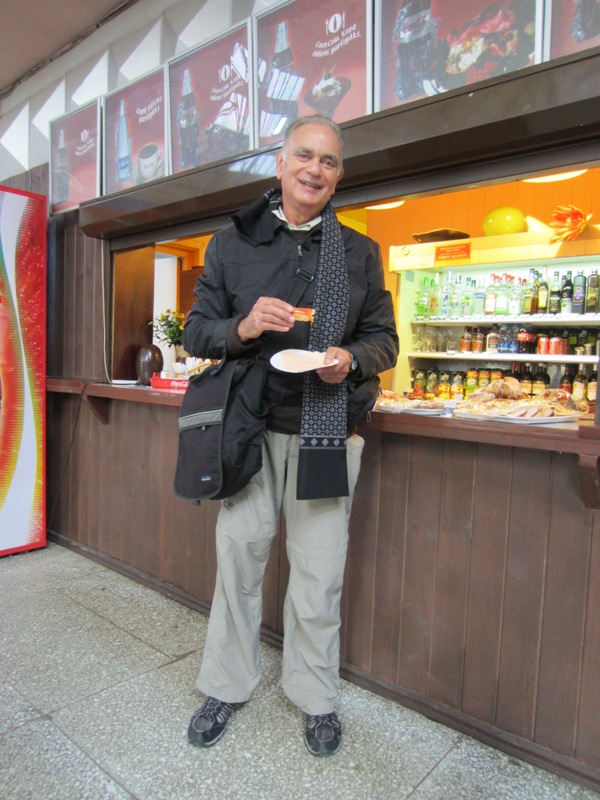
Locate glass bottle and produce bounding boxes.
[439,270,454,318]
[521,269,538,315]
[508,276,522,316]
[586,269,599,314]
[537,267,549,314]
[484,274,497,316]
[548,271,561,314]
[572,270,587,314]
[486,324,500,353]
[460,276,474,316]
[473,278,486,315]
[428,272,441,318]
[449,273,462,318]
[572,363,588,402]
[495,274,509,316]
[561,270,574,314]
[459,325,472,352]
[532,363,550,396]
[587,369,597,402]
[519,362,534,397]
[415,276,430,318]
[268,21,295,116]
[559,365,574,394]
[115,99,132,184]
[177,68,200,169]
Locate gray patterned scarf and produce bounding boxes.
[297,202,350,500]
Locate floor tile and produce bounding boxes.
[0,679,41,735]
[0,717,134,800]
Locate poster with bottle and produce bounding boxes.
[254,0,371,148]
[547,0,600,58]
[0,185,47,556]
[103,68,167,195]
[168,23,251,172]
[375,0,543,112]
[49,100,101,214]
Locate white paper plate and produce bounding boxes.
[270,349,339,373]
[401,407,445,416]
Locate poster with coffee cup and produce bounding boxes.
[168,23,251,172]
[375,0,541,112]
[255,0,370,149]
[103,67,167,195]
[50,100,101,214]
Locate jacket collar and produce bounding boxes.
[232,188,282,245]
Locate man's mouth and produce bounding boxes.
[299,179,322,191]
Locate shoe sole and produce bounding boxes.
[304,736,342,757]
[188,726,227,748]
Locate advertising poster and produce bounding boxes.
[549,0,600,58]
[255,0,370,148]
[377,0,539,111]
[104,68,167,195]
[169,24,251,172]
[50,100,101,214]
[0,186,46,556]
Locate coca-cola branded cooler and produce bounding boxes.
[0,185,47,556]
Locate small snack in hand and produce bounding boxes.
[292,307,315,323]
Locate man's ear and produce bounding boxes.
[275,149,284,180]
[333,167,345,191]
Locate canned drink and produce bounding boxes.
[537,335,550,355]
[549,337,562,355]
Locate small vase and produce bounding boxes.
[175,344,189,363]
[136,345,163,385]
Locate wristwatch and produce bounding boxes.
[349,355,359,375]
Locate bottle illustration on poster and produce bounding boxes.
[177,68,200,169]
[115,99,133,184]
[54,129,69,204]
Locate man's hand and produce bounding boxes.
[316,347,353,385]
[238,297,296,342]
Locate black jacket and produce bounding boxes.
[183,192,399,431]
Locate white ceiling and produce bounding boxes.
[0,0,140,99]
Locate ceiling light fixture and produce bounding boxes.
[523,169,588,184]
[365,200,405,210]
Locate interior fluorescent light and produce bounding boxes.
[365,200,405,210]
[523,169,588,184]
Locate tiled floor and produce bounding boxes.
[0,541,598,800]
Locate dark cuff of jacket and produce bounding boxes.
[226,314,262,357]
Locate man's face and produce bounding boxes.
[276,123,344,225]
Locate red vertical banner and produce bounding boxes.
[0,185,46,556]
[103,68,167,195]
[376,0,539,111]
[169,24,251,172]
[255,0,370,148]
[49,101,101,214]
[549,0,600,58]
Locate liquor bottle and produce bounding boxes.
[428,272,441,317]
[586,269,599,314]
[521,269,538,315]
[587,369,597,402]
[473,278,486,315]
[495,274,509,316]
[115,100,132,184]
[177,69,200,169]
[486,325,500,353]
[572,363,588,402]
[573,270,587,314]
[548,271,561,314]
[484,275,497,315]
[559,365,574,394]
[459,325,472,352]
[460,276,474,316]
[532,363,550,396]
[519,362,533,397]
[561,270,574,313]
[415,276,429,318]
[439,270,454,318]
[508,276,522,316]
[537,268,549,314]
[449,273,462,318]
[54,128,69,203]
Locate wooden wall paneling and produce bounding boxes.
[495,449,553,739]
[461,443,513,724]
[576,515,600,769]
[47,214,65,378]
[397,435,444,695]
[369,431,409,683]
[111,247,155,380]
[179,266,204,316]
[535,454,592,756]
[429,438,477,708]
[342,426,384,670]
[123,402,155,576]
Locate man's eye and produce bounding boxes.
[297,152,310,161]
[323,159,337,169]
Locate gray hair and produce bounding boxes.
[282,115,344,168]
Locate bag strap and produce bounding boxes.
[285,261,318,307]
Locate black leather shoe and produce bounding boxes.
[187,697,244,747]
[305,712,342,756]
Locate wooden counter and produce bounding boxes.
[46,381,600,791]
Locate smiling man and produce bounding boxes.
[183,114,398,756]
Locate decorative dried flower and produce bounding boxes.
[150,309,186,346]
[549,204,592,243]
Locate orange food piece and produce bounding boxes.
[292,307,315,323]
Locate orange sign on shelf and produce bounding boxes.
[435,242,472,262]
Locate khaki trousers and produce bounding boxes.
[196,430,364,715]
